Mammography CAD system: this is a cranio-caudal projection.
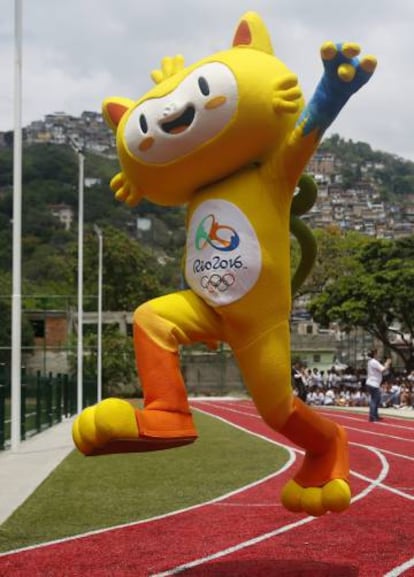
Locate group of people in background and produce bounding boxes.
[292,353,414,422]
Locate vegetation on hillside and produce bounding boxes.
[0,138,413,371]
[0,144,185,300]
[320,134,414,196]
[0,143,186,377]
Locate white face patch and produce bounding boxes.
[185,200,262,307]
[123,62,238,164]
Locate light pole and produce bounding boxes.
[10,0,23,451]
[68,137,84,414]
[93,225,103,403]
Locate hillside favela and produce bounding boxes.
[1,110,413,238]
[0,110,413,427]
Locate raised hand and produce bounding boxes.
[320,41,377,99]
[297,41,377,139]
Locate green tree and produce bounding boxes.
[0,214,11,271]
[82,226,165,311]
[309,236,414,370]
[80,326,137,397]
[24,244,75,288]
[0,273,34,365]
[392,175,414,195]
[292,227,370,300]
[22,144,78,186]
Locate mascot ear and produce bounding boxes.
[102,97,135,132]
[232,11,274,55]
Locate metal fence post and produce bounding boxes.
[36,371,42,433]
[56,373,62,423]
[0,385,5,450]
[46,372,53,428]
[62,373,69,417]
[20,382,26,441]
[70,375,77,416]
[82,377,86,409]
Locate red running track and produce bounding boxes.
[0,399,413,577]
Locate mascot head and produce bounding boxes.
[103,12,304,206]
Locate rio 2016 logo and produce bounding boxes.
[195,214,239,252]
[187,200,261,305]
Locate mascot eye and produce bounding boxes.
[198,77,210,96]
[139,114,149,134]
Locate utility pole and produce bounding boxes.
[68,137,84,414]
[93,225,103,403]
[10,0,23,451]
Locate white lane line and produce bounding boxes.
[2,399,406,577]
[151,517,316,577]
[342,426,413,443]
[195,401,414,444]
[198,400,414,430]
[0,413,297,558]
[351,443,414,501]
[383,557,414,577]
[197,404,414,499]
[379,448,414,462]
[150,444,389,577]
[318,410,414,430]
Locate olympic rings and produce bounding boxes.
[200,273,235,293]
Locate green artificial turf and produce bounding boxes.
[0,410,288,552]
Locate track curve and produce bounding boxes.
[0,400,413,577]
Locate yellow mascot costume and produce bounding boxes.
[73,12,376,517]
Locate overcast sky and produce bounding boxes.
[2,0,414,161]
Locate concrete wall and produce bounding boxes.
[181,351,245,396]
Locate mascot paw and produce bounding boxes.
[72,398,139,455]
[280,422,350,516]
[281,478,351,517]
[72,399,198,456]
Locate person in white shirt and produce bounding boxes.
[307,387,319,405]
[323,387,336,406]
[350,389,362,407]
[366,349,392,422]
[390,382,401,407]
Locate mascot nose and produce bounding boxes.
[163,102,177,117]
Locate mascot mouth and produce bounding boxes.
[161,105,195,134]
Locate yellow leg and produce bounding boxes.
[133,291,223,438]
[232,320,293,430]
[73,291,224,455]
[232,320,351,516]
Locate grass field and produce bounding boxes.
[0,410,288,553]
